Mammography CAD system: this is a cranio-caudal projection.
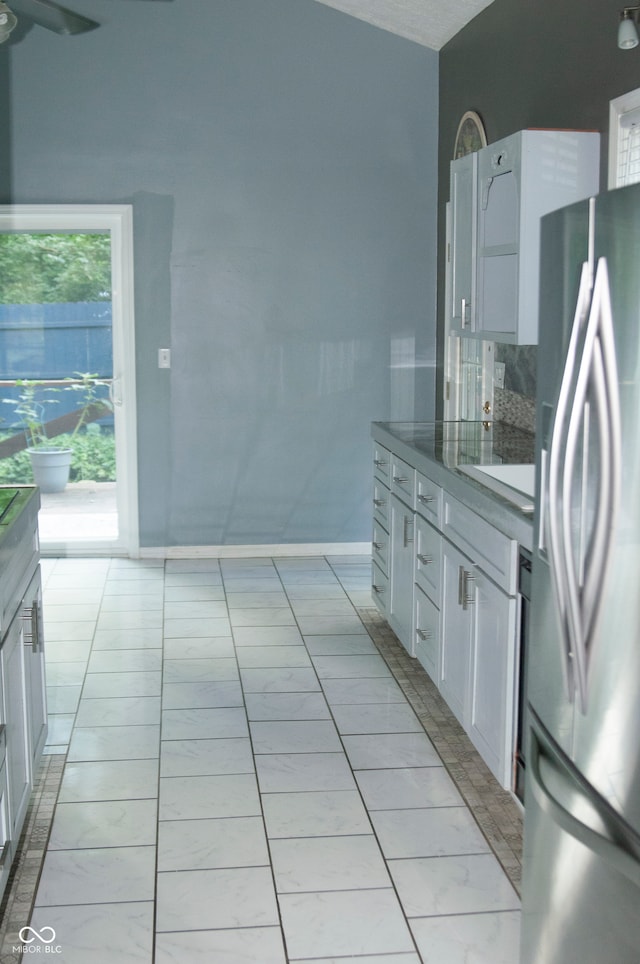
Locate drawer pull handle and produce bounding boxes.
[373,499,387,508]
[373,541,385,551]
[418,494,435,504]
[374,459,388,468]
[393,475,409,484]
[0,839,10,868]
[416,629,433,641]
[417,553,433,565]
[372,584,385,594]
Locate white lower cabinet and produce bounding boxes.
[371,432,521,792]
[1,615,31,860]
[469,567,517,786]
[0,756,11,897]
[440,539,517,785]
[22,570,47,770]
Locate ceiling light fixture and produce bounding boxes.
[0,2,16,43]
[619,7,640,49]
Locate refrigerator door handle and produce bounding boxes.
[561,258,621,712]
[530,714,640,888]
[546,260,593,701]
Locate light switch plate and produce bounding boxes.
[158,348,171,369]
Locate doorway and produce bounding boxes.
[0,205,138,556]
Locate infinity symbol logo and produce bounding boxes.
[19,926,56,944]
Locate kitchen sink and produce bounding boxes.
[458,463,536,513]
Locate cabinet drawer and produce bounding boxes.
[415,470,442,527]
[373,443,391,484]
[390,454,415,507]
[371,562,389,616]
[372,479,390,530]
[372,521,389,576]
[443,494,517,594]
[415,585,440,684]
[415,516,441,603]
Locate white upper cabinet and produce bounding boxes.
[449,151,477,334]
[450,129,600,344]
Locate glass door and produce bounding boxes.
[0,206,138,556]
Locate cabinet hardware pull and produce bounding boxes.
[462,570,475,610]
[373,541,384,551]
[393,475,409,484]
[403,516,414,548]
[22,603,40,653]
[461,297,471,328]
[374,459,387,467]
[418,494,434,504]
[0,723,5,744]
[373,499,386,507]
[417,553,433,565]
[372,585,385,594]
[458,566,465,606]
[0,840,11,868]
[416,629,433,641]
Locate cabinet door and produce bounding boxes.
[0,758,11,899]
[415,515,441,604]
[414,584,440,683]
[1,617,31,845]
[468,570,517,787]
[22,569,47,770]
[440,540,472,726]
[389,494,415,655]
[449,152,477,333]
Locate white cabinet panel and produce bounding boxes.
[415,515,441,604]
[440,540,472,727]
[414,584,440,683]
[389,493,415,655]
[372,562,389,618]
[373,443,391,485]
[469,569,517,787]
[415,470,442,528]
[22,570,47,770]
[449,151,477,334]
[390,455,415,507]
[1,616,31,851]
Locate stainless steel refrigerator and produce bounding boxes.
[521,183,640,963]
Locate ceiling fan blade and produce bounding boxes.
[8,0,99,34]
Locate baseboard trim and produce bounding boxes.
[137,542,372,560]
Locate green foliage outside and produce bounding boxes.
[0,426,116,485]
[0,234,111,304]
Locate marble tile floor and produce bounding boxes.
[0,554,523,963]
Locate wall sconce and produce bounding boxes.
[0,2,17,43]
[619,7,640,49]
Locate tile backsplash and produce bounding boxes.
[495,344,537,434]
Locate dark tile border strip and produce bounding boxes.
[358,605,523,895]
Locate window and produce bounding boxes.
[609,88,640,188]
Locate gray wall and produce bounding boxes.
[437,0,640,414]
[2,0,439,547]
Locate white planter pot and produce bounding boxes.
[28,448,73,493]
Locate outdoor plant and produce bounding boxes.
[2,372,112,450]
[2,378,61,449]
